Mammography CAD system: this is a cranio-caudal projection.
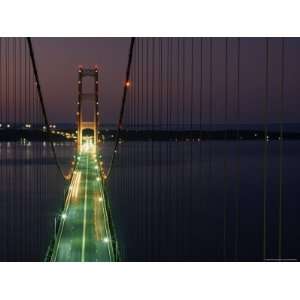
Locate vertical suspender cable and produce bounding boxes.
[263,38,269,261]
[5,38,8,258]
[136,38,140,248]
[169,38,174,258]
[234,38,241,261]
[199,38,203,255]
[189,38,194,255]
[181,38,186,257]
[158,37,163,259]
[223,38,228,261]
[278,38,285,260]
[208,38,214,257]
[145,37,150,260]
[151,38,155,260]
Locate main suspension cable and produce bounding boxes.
[26,38,67,180]
[106,37,136,179]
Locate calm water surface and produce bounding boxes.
[104,140,300,261]
[1,140,300,261]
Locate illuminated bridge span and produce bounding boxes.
[50,66,117,262]
[0,38,119,262]
[51,147,114,262]
[1,37,300,262]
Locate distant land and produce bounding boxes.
[53,122,300,132]
[2,123,300,141]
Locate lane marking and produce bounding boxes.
[81,154,89,262]
[71,171,81,200]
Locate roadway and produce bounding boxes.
[51,146,113,262]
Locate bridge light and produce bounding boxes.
[7,124,10,128]
[125,81,131,87]
[98,196,103,202]
[103,237,109,243]
[95,166,98,170]
[78,81,81,84]
[0,124,2,128]
[61,213,67,220]
[96,177,100,181]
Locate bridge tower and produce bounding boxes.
[76,66,99,152]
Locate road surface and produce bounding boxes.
[51,150,113,262]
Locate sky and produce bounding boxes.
[31,38,300,126]
[33,38,130,124]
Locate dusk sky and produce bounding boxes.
[32,38,300,125]
[33,38,130,124]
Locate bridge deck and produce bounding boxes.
[51,150,113,262]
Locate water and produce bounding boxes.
[1,140,300,261]
[103,140,300,261]
[0,142,75,261]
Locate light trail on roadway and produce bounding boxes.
[51,144,113,262]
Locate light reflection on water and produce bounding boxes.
[0,142,75,261]
[1,140,300,261]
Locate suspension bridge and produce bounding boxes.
[0,37,298,262]
[50,66,117,262]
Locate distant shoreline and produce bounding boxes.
[1,128,300,141]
